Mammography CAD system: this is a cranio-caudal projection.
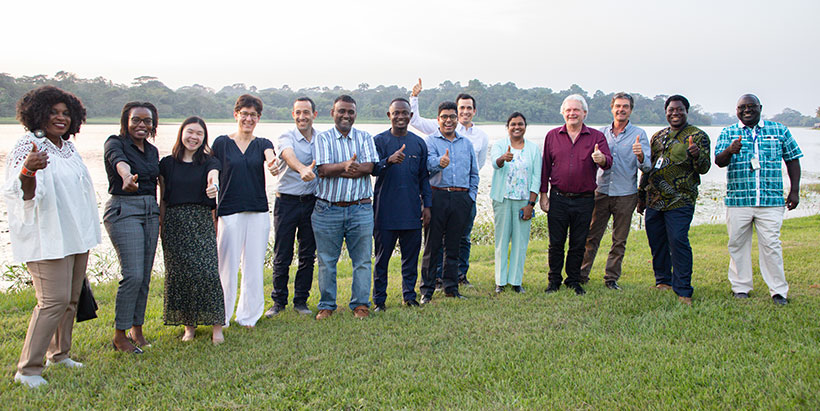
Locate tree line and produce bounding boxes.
[0,72,816,127]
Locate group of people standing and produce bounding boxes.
[5,83,802,388]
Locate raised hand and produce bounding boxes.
[411,78,422,97]
[300,160,316,182]
[727,135,742,155]
[591,143,606,166]
[632,135,644,162]
[23,142,48,173]
[687,135,699,158]
[123,173,139,193]
[439,149,450,168]
[344,153,360,174]
[389,144,406,164]
[206,174,218,199]
[501,145,513,162]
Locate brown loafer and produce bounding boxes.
[352,305,369,319]
[654,284,673,291]
[315,309,334,320]
[678,296,692,305]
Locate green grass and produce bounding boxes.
[2,216,819,408]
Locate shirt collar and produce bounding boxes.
[432,129,464,142]
[737,119,765,129]
[559,124,591,135]
[291,127,316,142]
[331,126,356,139]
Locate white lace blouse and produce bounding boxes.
[3,132,101,263]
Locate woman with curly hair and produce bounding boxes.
[103,101,161,353]
[159,116,225,344]
[3,86,100,388]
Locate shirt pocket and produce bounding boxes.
[758,137,780,161]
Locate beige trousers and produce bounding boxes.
[17,252,88,376]
[726,207,788,297]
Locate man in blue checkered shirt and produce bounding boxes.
[714,94,802,306]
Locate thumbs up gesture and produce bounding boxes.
[501,145,514,162]
[123,173,139,193]
[411,78,422,97]
[728,135,742,155]
[591,143,606,166]
[344,153,360,174]
[632,134,644,162]
[687,135,699,158]
[22,141,49,173]
[205,174,219,199]
[299,159,316,182]
[267,158,280,176]
[389,144,406,164]
[439,148,450,168]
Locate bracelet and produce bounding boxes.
[20,166,36,177]
[212,182,219,192]
[528,201,536,207]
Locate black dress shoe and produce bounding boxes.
[373,303,386,312]
[569,284,586,295]
[495,285,504,294]
[458,277,473,287]
[605,281,622,290]
[772,294,788,305]
[545,283,561,294]
[445,292,467,299]
[434,279,444,292]
[580,277,589,285]
[512,285,525,293]
[733,292,749,299]
[265,304,285,318]
[403,299,420,307]
[420,295,432,305]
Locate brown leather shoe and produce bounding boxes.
[654,284,673,291]
[678,296,692,305]
[315,309,334,320]
[352,305,370,319]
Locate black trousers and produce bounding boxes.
[420,190,472,297]
[547,191,595,287]
[271,194,316,306]
[373,228,421,304]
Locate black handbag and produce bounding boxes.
[76,277,98,322]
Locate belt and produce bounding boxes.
[329,198,372,207]
[553,189,594,199]
[431,186,469,192]
[276,193,316,202]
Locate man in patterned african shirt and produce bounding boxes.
[637,95,710,305]
[714,94,802,306]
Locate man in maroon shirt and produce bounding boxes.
[539,94,612,295]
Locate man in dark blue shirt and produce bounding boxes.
[371,98,432,310]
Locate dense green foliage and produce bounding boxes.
[1,216,819,408]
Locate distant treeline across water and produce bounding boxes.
[0,72,816,126]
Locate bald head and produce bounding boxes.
[736,94,762,127]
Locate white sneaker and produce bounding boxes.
[45,358,84,368]
[14,372,48,388]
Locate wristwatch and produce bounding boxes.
[527,201,536,207]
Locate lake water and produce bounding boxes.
[1,122,819,286]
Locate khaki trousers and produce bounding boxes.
[580,193,638,283]
[17,252,88,376]
[726,206,788,297]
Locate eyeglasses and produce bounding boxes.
[239,111,259,119]
[438,114,457,120]
[130,117,153,126]
[737,104,761,111]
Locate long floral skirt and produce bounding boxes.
[161,204,225,326]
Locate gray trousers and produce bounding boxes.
[104,195,159,330]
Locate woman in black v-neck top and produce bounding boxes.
[211,94,278,328]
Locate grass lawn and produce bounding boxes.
[1,216,819,409]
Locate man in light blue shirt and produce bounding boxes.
[410,78,488,286]
[419,101,479,303]
[312,95,379,320]
[580,93,651,290]
[266,97,320,318]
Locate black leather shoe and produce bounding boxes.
[434,279,444,292]
[264,304,285,318]
[772,294,788,305]
[569,284,586,295]
[373,303,386,312]
[420,295,432,305]
[545,283,560,294]
[445,292,467,299]
[512,285,525,293]
[605,281,622,291]
[733,292,749,299]
[458,277,473,287]
[403,299,420,307]
[495,285,504,294]
[580,277,589,285]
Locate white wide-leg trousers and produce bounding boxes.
[217,211,270,326]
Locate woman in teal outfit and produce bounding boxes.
[490,112,542,293]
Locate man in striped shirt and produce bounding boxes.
[312,95,380,319]
[714,94,802,306]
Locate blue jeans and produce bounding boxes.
[432,200,476,280]
[645,206,695,298]
[311,200,373,311]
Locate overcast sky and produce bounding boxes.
[3,0,818,116]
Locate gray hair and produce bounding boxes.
[611,92,634,109]
[561,94,588,113]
